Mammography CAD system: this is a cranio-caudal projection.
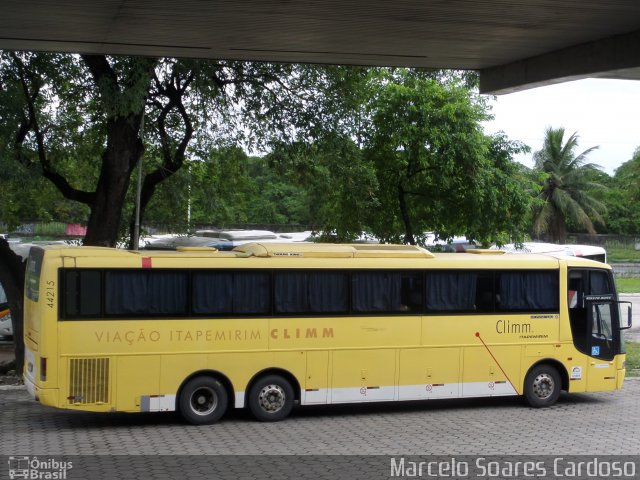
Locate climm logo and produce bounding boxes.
[496,320,532,334]
[270,327,334,340]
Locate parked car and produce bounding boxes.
[0,284,12,338]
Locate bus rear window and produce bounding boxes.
[26,247,45,302]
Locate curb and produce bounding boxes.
[0,385,25,391]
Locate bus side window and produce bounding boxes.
[308,272,348,313]
[192,271,271,316]
[274,271,348,314]
[105,271,188,316]
[425,271,477,312]
[63,270,102,318]
[474,272,494,312]
[495,271,558,312]
[352,272,402,313]
[400,274,422,312]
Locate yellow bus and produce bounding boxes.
[23,243,631,424]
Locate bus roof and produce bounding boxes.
[234,242,434,258]
[29,242,613,270]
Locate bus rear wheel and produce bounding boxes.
[178,376,228,425]
[248,375,294,422]
[524,365,561,408]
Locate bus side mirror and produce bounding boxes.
[619,302,632,330]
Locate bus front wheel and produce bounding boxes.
[524,364,561,408]
[178,376,228,425]
[248,375,294,422]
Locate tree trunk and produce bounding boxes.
[398,184,416,245]
[0,239,26,373]
[84,117,144,247]
[550,207,568,244]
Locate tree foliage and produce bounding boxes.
[361,71,531,246]
[531,127,607,243]
[602,147,640,234]
[2,53,586,249]
[0,52,368,246]
[142,147,314,231]
[268,136,379,241]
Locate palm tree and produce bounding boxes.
[532,127,606,243]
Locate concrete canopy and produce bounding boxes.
[2,0,640,93]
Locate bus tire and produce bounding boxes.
[524,364,561,408]
[248,375,294,422]
[178,376,228,425]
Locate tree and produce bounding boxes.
[265,71,531,245]
[602,147,640,234]
[0,56,91,228]
[268,136,379,241]
[531,127,607,243]
[141,147,313,230]
[361,71,531,246]
[1,52,368,247]
[4,53,154,246]
[0,239,25,370]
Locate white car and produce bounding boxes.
[0,284,12,338]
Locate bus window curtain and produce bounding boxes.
[106,271,187,315]
[309,272,348,313]
[275,272,308,313]
[192,272,233,314]
[352,272,401,312]
[233,272,270,314]
[498,272,558,311]
[425,272,477,311]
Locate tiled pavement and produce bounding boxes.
[2,381,640,479]
[1,380,639,457]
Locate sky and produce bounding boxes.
[481,78,640,175]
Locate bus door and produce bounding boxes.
[568,269,619,390]
[583,295,616,390]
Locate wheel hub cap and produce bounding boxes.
[190,387,218,416]
[532,373,554,400]
[258,384,286,413]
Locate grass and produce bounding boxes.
[625,342,640,377]
[616,277,640,293]
[607,244,640,263]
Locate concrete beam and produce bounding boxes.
[479,28,640,94]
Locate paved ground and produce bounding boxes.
[1,380,640,478]
[2,380,639,455]
[0,342,14,364]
